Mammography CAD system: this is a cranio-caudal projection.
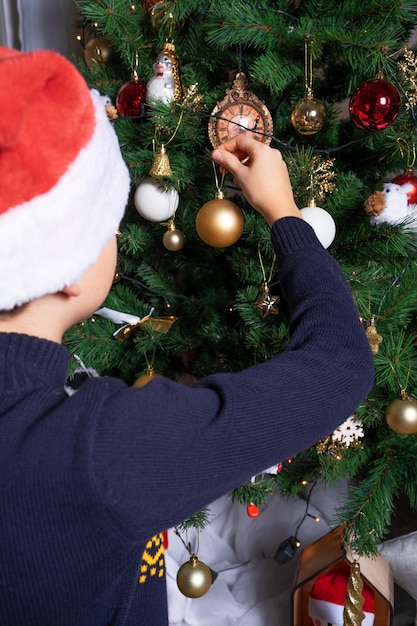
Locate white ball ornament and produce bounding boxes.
[134,178,179,223]
[300,204,336,249]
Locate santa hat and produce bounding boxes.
[0,47,130,310]
[308,564,375,626]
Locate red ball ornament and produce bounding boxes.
[246,503,260,518]
[116,79,147,117]
[349,78,400,131]
[391,169,417,205]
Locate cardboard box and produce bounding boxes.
[292,526,394,625]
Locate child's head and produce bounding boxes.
[0,47,130,312]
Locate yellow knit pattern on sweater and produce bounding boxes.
[138,533,165,584]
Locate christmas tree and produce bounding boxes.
[69,0,417,559]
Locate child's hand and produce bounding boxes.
[211,136,301,226]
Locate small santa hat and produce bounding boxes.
[0,47,130,310]
[308,563,375,626]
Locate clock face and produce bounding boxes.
[215,103,267,144]
[208,73,273,148]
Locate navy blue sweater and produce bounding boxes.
[0,217,373,625]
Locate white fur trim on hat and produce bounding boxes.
[0,50,130,310]
[308,564,375,626]
[308,597,375,626]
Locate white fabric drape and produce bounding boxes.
[166,481,349,626]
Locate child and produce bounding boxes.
[0,47,374,626]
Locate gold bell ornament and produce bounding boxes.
[150,144,173,178]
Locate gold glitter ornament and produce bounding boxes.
[343,561,366,626]
[366,317,383,355]
[150,144,172,178]
[176,554,212,598]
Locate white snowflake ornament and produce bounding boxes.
[331,415,364,447]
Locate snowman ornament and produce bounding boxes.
[146,42,183,106]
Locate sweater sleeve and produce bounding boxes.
[88,217,374,539]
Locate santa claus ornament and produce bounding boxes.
[364,181,417,231]
[309,563,375,626]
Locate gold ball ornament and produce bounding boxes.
[132,366,162,388]
[385,393,417,435]
[84,37,112,71]
[176,554,212,598]
[196,191,244,248]
[291,91,325,135]
[163,226,185,251]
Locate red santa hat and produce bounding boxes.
[0,47,130,310]
[308,564,375,626]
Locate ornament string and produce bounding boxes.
[258,243,276,285]
[175,527,200,556]
[388,359,412,399]
[143,346,158,375]
[396,137,416,169]
[236,44,243,74]
[304,37,314,97]
[153,110,184,161]
[212,161,225,195]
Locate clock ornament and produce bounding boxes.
[208,73,273,148]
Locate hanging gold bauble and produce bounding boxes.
[290,89,325,135]
[385,393,417,434]
[84,37,112,71]
[163,224,185,251]
[196,191,244,248]
[176,554,212,598]
[132,365,162,387]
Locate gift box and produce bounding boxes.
[292,526,394,625]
